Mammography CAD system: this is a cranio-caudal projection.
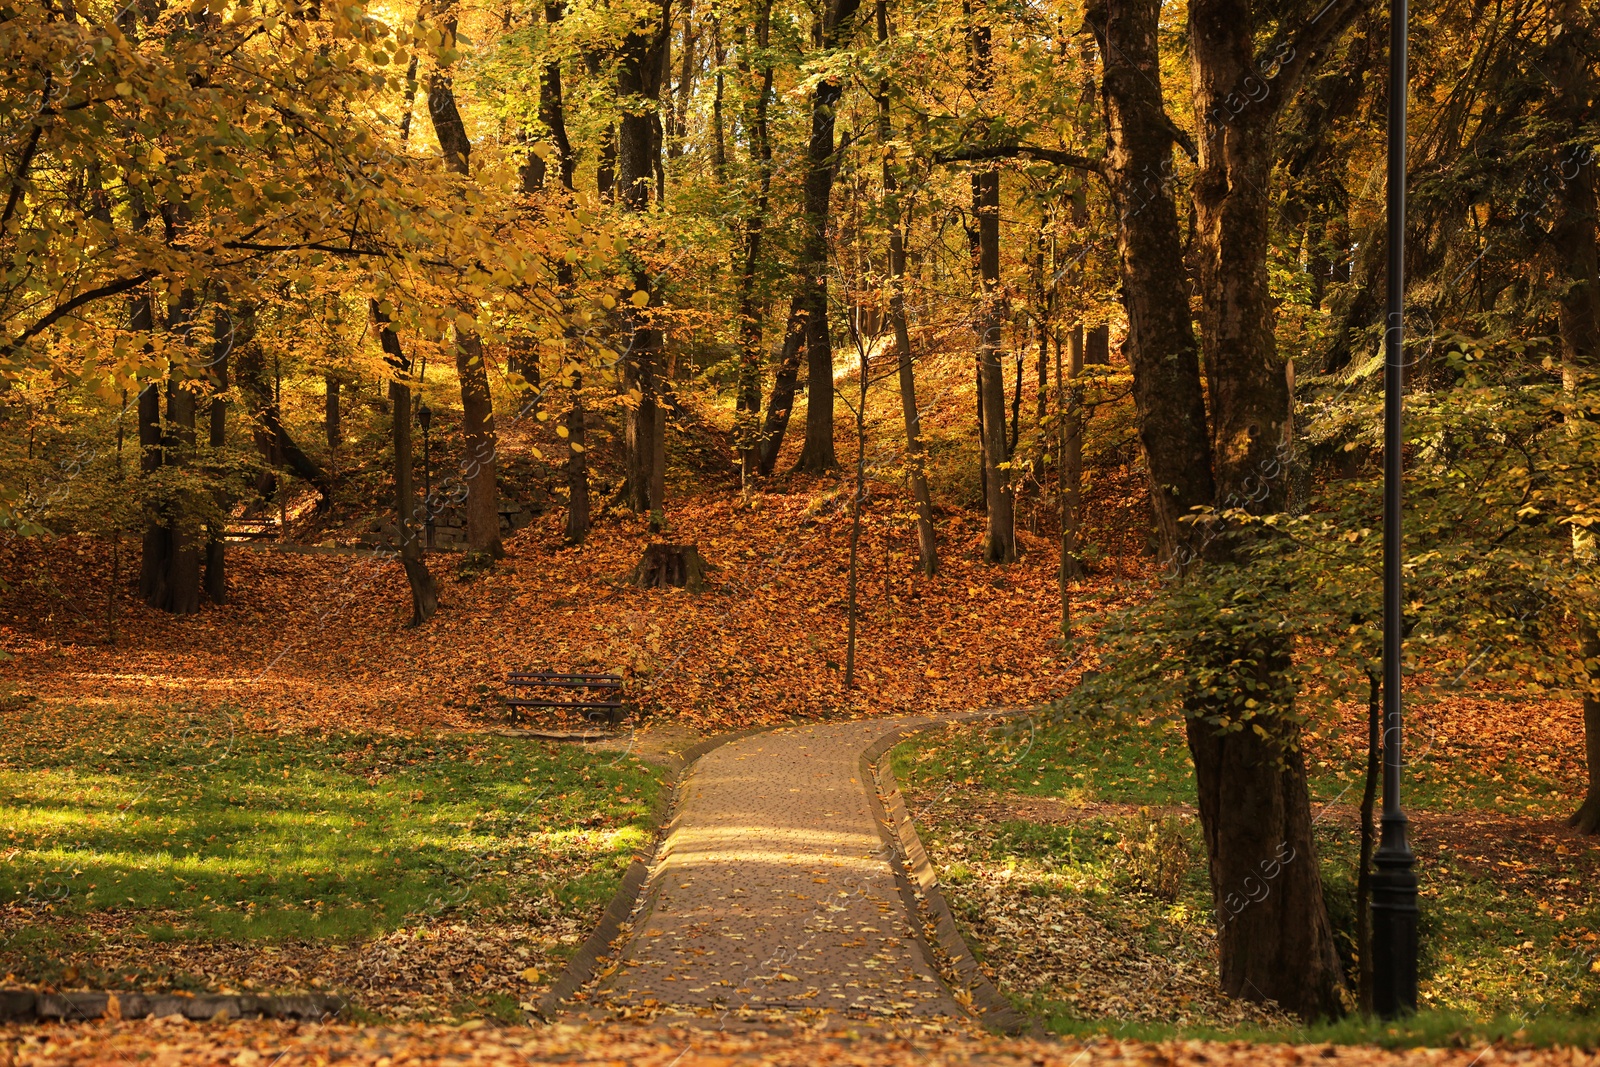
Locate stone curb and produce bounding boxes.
[0,990,344,1024]
[860,710,1041,1038]
[534,724,774,1020]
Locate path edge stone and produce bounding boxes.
[534,724,773,1020]
[860,711,1041,1038]
[0,990,344,1024]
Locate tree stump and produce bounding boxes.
[631,543,709,592]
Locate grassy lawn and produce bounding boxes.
[893,710,1600,1048]
[0,701,662,1016]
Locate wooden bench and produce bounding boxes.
[224,518,280,542]
[505,672,628,728]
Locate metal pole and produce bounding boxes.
[1371,0,1418,1017]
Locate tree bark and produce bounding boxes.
[617,0,673,516]
[667,0,694,160]
[734,0,776,490]
[372,299,437,625]
[1356,669,1381,1014]
[324,374,340,453]
[453,329,505,557]
[1085,322,1110,364]
[793,0,863,473]
[877,0,936,575]
[427,4,504,559]
[233,315,329,496]
[522,1,577,193]
[526,0,590,542]
[1091,0,1346,1018]
[1087,0,1213,569]
[134,284,167,608]
[757,297,807,476]
[160,290,202,615]
[205,304,234,605]
[711,20,727,177]
[1059,324,1083,638]
[1546,0,1600,834]
[968,0,1014,562]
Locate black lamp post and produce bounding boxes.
[1371,0,1419,1017]
[417,402,434,550]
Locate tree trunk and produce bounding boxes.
[1546,0,1600,834]
[324,374,340,453]
[372,300,437,625]
[1088,0,1213,569]
[205,306,233,606]
[1058,324,1083,638]
[1091,0,1346,1019]
[1356,669,1381,1014]
[523,2,577,192]
[968,1,1013,562]
[161,292,202,615]
[843,327,868,687]
[734,0,775,490]
[1085,322,1110,364]
[1035,238,1050,425]
[617,0,673,516]
[565,386,591,542]
[711,21,727,177]
[526,2,589,542]
[233,314,329,496]
[137,376,167,607]
[876,0,935,575]
[667,0,694,160]
[757,297,807,476]
[428,5,504,559]
[162,386,202,614]
[793,0,862,473]
[453,329,505,557]
[391,378,438,624]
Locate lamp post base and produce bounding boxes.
[1370,814,1419,1017]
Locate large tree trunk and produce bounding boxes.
[160,290,202,615]
[1089,0,1214,565]
[428,6,504,559]
[1091,0,1347,1019]
[967,0,1013,563]
[617,0,673,515]
[877,0,935,574]
[793,0,862,473]
[1546,0,1600,834]
[757,297,807,476]
[734,0,775,489]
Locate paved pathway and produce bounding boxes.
[589,717,964,1026]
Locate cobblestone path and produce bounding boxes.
[590,717,965,1027]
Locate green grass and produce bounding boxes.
[895,714,1600,1046]
[891,713,1195,808]
[0,703,661,942]
[1042,1010,1600,1050]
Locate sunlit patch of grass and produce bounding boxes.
[897,713,1600,1044]
[0,703,661,943]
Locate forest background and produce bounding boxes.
[1,0,1599,1039]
